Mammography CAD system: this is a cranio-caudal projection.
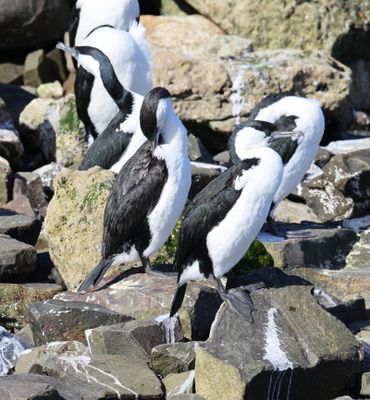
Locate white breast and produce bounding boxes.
[143,111,191,258]
[254,96,325,208]
[207,148,283,278]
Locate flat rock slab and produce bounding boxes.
[87,317,182,363]
[0,373,77,400]
[163,370,195,397]
[0,326,28,376]
[0,235,36,282]
[151,341,197,377]
[195,286,361,400]
[55,273,222,341]
[0,282,63,330]
[293,266,370,308]
[0,210,41,246]
[27,299,132,345]
[16,341,163,399]
[258,227,358,269]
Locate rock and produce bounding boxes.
[343,215,370,233]
[258,227,358,269]
[0,0,71,51]
[181,0,370,64]
[12,172,48,216]
[44,168,115,289]
[350,59,370,110]
[273,199,321,224]
[0,283,62,330]
[0,326,28,376]
[163,370,195,397]
[15,324,35,347]
[2,181,35,218]
[19,95,86,168]
[45,49,69,83]
[27,299,132,345]
[33,162,66,190]
[24,49,57,88]
[0,156,10,205]
[168,396,205,400]
[212,150,230,166]
[325,296,367,326]
[0,63,24,85]
[151,341,196,377]
[188,134,213,163]
[325,138,370,155]
[190,162,225,199]
[0,209,41,246]
[293,267,370,308]
[0,235,36,282]
[346,226,370,269]
[37,81,64,99]
[143,15,353,150]
[314,147,334,169]
[16,341,163,399]
[195,286,361,400]
[361,372,370,397]
[55,273,222,341]
[86,317,182,362]
[302,149,370,222]
[0,373,77,400]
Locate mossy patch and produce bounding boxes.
[81,180,114,212]
[59,97,80,134]
[153,219,181,264]
[233,240,274,275]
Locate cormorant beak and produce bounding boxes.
[269,130,304,144]
[56,42,79,62]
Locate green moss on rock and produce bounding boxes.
[233,240,274,275]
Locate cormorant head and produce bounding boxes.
[229,120,303,165]
[140,87,172,147]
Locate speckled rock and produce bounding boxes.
[0,283,63,330]
[55,273,222,341]
[346,226,370,269]
[33,162,67,191]
[86,317,182,362]
[195,286,361,400]
[163,370,195,397]
[27,299,132,345]
[19,95,86,168]
[44,168,115,289]
[181,0,370,63]
[37,81,64,99]
[0,156,10,205]
[151,341,197,377]
[143,15,353,150]
[16,341,163,399]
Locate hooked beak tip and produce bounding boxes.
[56,42,79,61]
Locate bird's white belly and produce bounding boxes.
[143,149,191,258]
[88,80,119,134]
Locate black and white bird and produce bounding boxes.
[69,0,140,47]
[170,121,303,320]
[77,87,192,293]
[229,94,325,232]
[57,43,147,172]
[75,24,151,143]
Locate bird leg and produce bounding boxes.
[215,278,257,322]
[140,256,177,277]
[140,256,152,273]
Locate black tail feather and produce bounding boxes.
[169,284,187,317]
[77,258,113,292]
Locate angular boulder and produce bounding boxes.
[163,370,195,397]
[0,210,41,245]
[143,15,352,151]
[44,168,115,289]
[27,299,132,345]
[0,326,28,376]
[195,286,361,400]
[0,156,10,205]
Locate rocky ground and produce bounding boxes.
[0,1,370,399]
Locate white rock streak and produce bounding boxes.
[0,327,28,376]
[263,308,293,371]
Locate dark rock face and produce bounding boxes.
[195,286,361,400]
[0,0,72,51]
[26,299,133,345]
[0,235,36,282]
[0,209,41,246]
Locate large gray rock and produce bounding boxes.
[0,235,36,282]
[86,317,182,362]
[56,273,222,341]
[181,0,370,63]
[0,326,28,376]
[33,162,66,190]
[259,227,358,269]
[0,373,77,400]
[143,15,352,151]
[0,103,23,166]
[0,156,10,205]
[44,168,115,290]
[195,286,361,400]
[16,341,164,399]
[27,299,132,345]
[0,0,71,51]
[301,149,370,222]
